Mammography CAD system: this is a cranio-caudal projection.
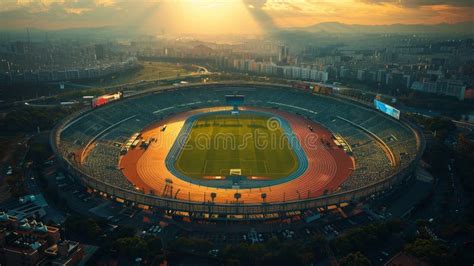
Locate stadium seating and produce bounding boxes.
[58,85,419,204]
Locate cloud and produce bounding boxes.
[359,0,474,7]
[243,0,267,8]
[0,0,472,33]
[0,0,161,29]
[243,0,278,32]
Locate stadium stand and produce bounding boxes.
[53,83,423,217]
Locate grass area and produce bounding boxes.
[174,113,298,179]
[2,62,197,102]
[82,61,196,87]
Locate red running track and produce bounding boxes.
[120,106,354,204]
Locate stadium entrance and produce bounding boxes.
[225,95,245,114]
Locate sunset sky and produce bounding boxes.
[0,0,472,34]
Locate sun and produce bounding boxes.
[140,0,264,35]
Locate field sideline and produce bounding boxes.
[120,106,354,203]
[174,113,299,179]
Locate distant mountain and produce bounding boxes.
[0,26,149,42]
[1,21,472,42]
[291,21,474,35]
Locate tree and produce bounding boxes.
[109,226,136,240]
[167,237,212,255]
[220,242,266,265]
[144,235,163,255]
[64,216,103,241]
[114,236,148,258]
[404,238,449,265]
[331,220,404,256]
[0,107,77,133]
[307,234,328,259]
[339,252,371,266]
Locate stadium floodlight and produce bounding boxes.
[211,192,217,202]
[261,193,267,203]
[234,193,241,203]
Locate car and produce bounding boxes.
[208,249,219,257]
[153,226,161,233]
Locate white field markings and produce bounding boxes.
[177,115,292,176]
[203,160,272,176]
[174,120,198,171]
[203,160,209,175]
[263,160,269,174]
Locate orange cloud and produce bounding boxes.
[260,0,473,26]
[0,0,472,33]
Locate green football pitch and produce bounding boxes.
[174,113,299,179]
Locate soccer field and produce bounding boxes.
[174,113,299,179]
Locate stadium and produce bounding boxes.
[51,82,424,220]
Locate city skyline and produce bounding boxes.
[0,0,473,35]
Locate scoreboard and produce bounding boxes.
[374,99,400,120]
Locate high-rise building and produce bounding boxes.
[278,45,289,62]
[94,44,105,60]
[411,79,467,100]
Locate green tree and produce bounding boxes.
[114,236,148,258]
[404,238,449,265]
[339,252,371,266]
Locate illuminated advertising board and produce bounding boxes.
[374,99,400,120]
[92,91,123,108]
